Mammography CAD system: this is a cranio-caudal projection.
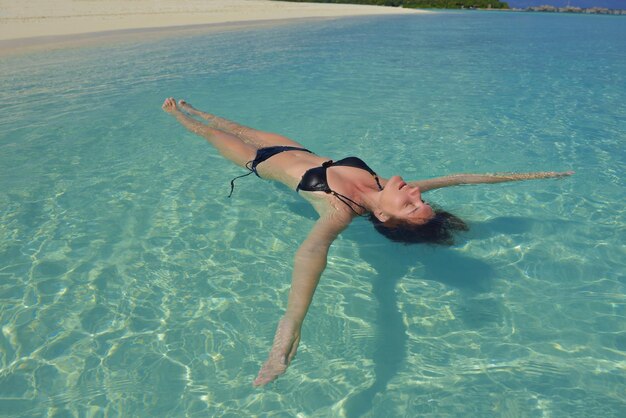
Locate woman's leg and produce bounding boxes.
[162,98,256,168]
[178,99,306,149]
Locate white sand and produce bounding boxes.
[0,0,427,42]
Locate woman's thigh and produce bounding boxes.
[203,127,258,168]
[241,129,307,149]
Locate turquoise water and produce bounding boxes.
[1,11,625,417]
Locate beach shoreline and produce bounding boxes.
[0,0,429,55]
[0,17,349,56]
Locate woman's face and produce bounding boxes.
[379,176,435,225]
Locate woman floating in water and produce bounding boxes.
[161,97,572,386]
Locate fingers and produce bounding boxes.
[253,358,287,387]
[252,345,289,387]
[252,342,298,387]
[253,336,299,387]
[253,319,301,387]
[551,171,574,178]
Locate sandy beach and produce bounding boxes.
[0,0,427,53]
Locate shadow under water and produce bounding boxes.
[341,222,496,417]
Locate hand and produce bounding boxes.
[253,316,301,387]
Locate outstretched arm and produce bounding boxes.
[253,214,348,387]
[410,171,574,192]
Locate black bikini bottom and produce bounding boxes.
[228,145,312,197]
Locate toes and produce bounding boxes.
[162,97,177,111]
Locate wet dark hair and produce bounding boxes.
[368,206,468,246]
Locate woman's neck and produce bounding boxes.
[356,182,383,215]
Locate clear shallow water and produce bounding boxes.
[1,11,625,417]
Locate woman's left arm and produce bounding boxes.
[410,171,574,192]
[253,213,348,387]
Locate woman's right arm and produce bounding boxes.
[253,213,348,387]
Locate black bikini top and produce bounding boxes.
[296,157,383,216]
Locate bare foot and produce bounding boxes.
[161,97,179,113]
[178,99,192,110]
[253,317,301,387]
[178,99,207,119]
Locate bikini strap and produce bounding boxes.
[330,191,369,217]
[322,159,377,215]
[228,160,255,198]
[374,175,382,191]
[230,146,313,198]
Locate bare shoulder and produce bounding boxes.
[305,203,352,244]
